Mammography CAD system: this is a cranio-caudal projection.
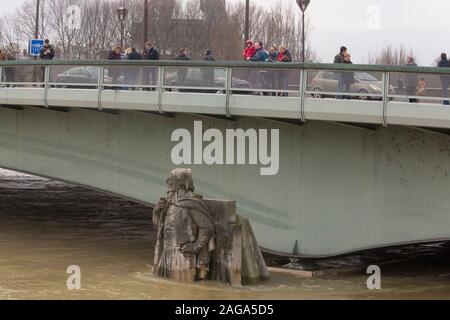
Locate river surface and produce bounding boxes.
[0,169,450,300]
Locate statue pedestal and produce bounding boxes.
[204,199,269,286]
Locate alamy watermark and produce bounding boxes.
[66,265,81,290]
[64,5,82,30]
[366,4,381,30]
[171,121,280,176]
[366,265,381,290]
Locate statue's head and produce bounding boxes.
[166,168,195,201]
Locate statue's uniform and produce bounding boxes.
[154,196,214,282]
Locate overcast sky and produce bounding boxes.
[2,0,448,65]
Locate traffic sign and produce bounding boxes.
[29,39,45,57]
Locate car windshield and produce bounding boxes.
[355,72,378,82]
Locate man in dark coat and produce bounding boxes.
[144,42,160,60]
[125,48,142,89]
[438,52,450,105]
[174,48,190,86]
[249,42,269,93]
[203,50,216,87]
[175,48,190,61]
[334,46,347,99]
[204,49,216,61]
[334,46,347,64]
[250,42,269,62]
[276,46,293,96]
[107,46,122,86]
[406,56,419,103]
[127,47,142,60]
[108,46,122,60]
[39,39,55,60]
[144,42,160,87]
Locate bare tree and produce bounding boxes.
[227,1,317,62]
[16,0,50,40]
[0,16,21,53]
[48,0,83,59]
[368,44,416,66]
[1,0,317,62]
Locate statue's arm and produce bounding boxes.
[181,209,214,254]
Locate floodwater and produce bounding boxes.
[0,169,450,300]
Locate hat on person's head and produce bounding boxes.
[246,40,253,45]
[205,49,211,55]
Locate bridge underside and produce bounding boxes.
[1,105,450,257]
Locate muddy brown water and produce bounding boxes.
[0,169,450,300]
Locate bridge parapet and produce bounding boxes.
[1,60,450,129]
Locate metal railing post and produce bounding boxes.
[43,65,50,108]
[97,66,104,110]
[158,66,164,114]
[299,68,307,123]
[382,71,390,127]
[225,67,232,118]
[0,66,3,87]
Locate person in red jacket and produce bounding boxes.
[243,40,256,61]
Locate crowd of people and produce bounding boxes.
[103,40,293,93]
[2,38,450,104]
[242,40,293,95]
[333,46,450,105]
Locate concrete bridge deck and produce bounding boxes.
[1,60,450,257]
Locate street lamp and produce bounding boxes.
[117,6,128,49]
[143,0,149,44]
[244,0,250,45]
[296,0,311,63]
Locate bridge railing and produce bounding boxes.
[1,60,450,129]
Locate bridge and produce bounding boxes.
[1,59,450,258]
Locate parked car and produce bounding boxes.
[164,68,252,94]
[309,71,395,100]
[53,67,111,88]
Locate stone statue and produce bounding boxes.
[153,168,269,285]
[152,168,215,282]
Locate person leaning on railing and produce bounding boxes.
[125,48,142,90]
[174,48,191,88]
[144,42,160,90]
[406,56,419,103]
[107,46,122,89]
[342,53,355,100]
[39,39,55,61]
[267,46,279,96]
[202,50,216,91]
[276,46,292,97]
[37,39,55,83]
[249,42,269,95]
[438,52,450,106]
[334,46,348,99]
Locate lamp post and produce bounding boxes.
[35,0,40,39]
[244,0,250,45]
[34,0,40,61]
[143,0,149,44]
[117,6,128,49]
[296,0,310,63]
